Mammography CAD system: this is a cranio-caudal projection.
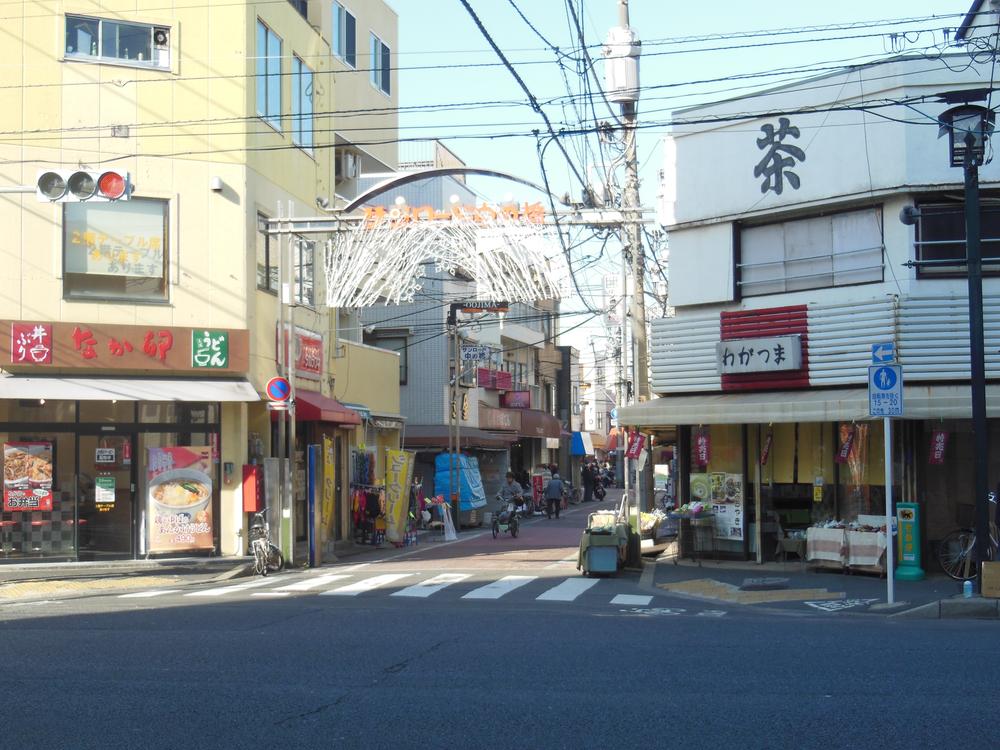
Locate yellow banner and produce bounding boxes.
[384,449,415,544]
[323,436,335,538]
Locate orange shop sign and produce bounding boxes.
[2,320,249,374]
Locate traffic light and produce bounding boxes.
[36,169,131,202]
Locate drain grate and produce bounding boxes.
[739,577,790,591]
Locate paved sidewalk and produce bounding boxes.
[642,549,999,619]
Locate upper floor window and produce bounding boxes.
[293,237,315,307]
[370,33,390,95]
[256,20,282,129]
[363,333,408,385]
[65,14,170,69]
[291,56,314,151]
[256,213,278,293]
[332,2,356,67]
[63,198,169,302]
[914,199,1000,277]
[738,206,883,297]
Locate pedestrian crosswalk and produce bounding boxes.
[115,568,643,607]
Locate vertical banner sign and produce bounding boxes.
[3,441,54,511]
[835,426,855,464]
[384,449,415,545]
[625,432,646,460]
[895,502,925,580]
[322,436,336,538]
[147,446,214,553]
[928,430,948,465]
[695,431,711,466]
[759,432,773,466]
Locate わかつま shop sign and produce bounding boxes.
[2,321,249,373]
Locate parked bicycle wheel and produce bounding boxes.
[937,529,976,580]
[253,542,268,577]
[266,543,284,573]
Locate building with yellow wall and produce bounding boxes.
[0,0,401,565]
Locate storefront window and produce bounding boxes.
[1,432,76,560]
[63,197,169,302]
[79,400,136,423]
[0,399,76,423]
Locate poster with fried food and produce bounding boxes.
[3,442,53,511]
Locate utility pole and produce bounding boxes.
[605,0,646,522]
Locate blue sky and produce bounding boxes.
[385,1,976,350]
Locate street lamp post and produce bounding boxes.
[939,102,996,593]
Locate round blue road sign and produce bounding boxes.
[872,366,897,390]
[265,376,292,402]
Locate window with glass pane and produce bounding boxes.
[257,213,278,293]
[256,20,282,129]
[738,207,884,297]
[370,33,390,95]
[914,200,1000,276]
[292,57,314,150]
[65,14,168,68]
[294,237,314,306]
[332,3,357,67]
[63,198,168,301]
[367,336,407,384]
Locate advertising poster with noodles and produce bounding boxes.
[3,441,54,511]
[147,446,214,552]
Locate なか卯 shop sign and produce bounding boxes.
[2,321,249,373]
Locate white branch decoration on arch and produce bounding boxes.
[323,211,570,308]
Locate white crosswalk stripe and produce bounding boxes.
[536,578,599,602]
[320,573,412,596]
[119,590,182,599]
[392,573,470,598]
[186,578,277,598]
[462,575,536,600]
[276,574,352,592]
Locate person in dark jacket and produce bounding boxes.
[544,472,564,519]
[581,461,595,503]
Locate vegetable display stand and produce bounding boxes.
[578,512,628,576]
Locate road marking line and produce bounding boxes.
[251,592,291,597]
[536,578,598,602]
[611,594,653,606]
[276,574,352,592]
[544,553,580,569]
[186,579,277,597]
[392,573,471,598]
[462,575,536,600]
[321,573,412,596]
[118,590,181,599]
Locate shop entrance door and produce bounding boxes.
[77,433,136,559]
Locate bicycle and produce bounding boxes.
[249,507,284,576]
[936,491,1000,581]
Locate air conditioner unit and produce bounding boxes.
[335,151,360,183]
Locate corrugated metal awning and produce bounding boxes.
[618,384,1000,426]
[0,375,259,402]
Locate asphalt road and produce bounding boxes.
[0,503,995,748]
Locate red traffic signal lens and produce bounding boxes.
[67,171,96,199]
[37,171,67,200]
[97,171,126,200]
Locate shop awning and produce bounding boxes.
[616,384,1000,427]
[516,409,562,439]
[589,431,607,450]
[403,424,517,450]
[570,431,594,456]
[341,402,371,420]
[0,376,259,402]
[295,389,362,425]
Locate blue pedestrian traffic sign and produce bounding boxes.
[869,365,903,417]
[871,342,895,364]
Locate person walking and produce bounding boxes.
[545,471,564,519]
[581,460,595,503]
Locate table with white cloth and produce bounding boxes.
[806,527,886,575]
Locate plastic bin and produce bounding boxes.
[585,546,619,574]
